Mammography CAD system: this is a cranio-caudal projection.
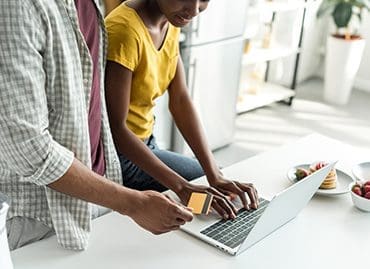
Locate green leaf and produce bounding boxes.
[332,2,353,28]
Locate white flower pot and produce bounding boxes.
[324,35,366,105]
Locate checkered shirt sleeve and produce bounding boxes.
[0,0,122,250]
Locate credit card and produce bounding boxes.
[187,192,213,215]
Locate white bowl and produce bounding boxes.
[349,182,370,212]
[352,162,370,181]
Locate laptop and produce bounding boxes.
[180,162,336,256]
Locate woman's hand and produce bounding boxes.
[208,175,259,211]
[177,182,238,220]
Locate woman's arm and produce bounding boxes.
[105,61,239,218]
[168,56,222,181]
[168,57,259,210]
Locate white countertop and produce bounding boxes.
[11,133,370,269]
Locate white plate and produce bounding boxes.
[352,162,370,182]
[287,164,354,196]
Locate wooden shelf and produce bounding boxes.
[242,45,298,65]
[237,82,295,114]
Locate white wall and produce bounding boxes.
[355,12,370,92]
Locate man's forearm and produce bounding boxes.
[48,158,138,216]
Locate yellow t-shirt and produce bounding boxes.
[105,3,180,140]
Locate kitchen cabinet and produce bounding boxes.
[237,0,310,113]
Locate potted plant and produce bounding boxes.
[317,0,370,105]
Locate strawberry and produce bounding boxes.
[352,186,363,197]
[364,192,370,200]
[315,162,327,170]
[364,180,370,187]
[295,168,310,181]
[364,185,370,194]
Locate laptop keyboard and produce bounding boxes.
[200,198,269,249]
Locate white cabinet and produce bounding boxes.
[237,0,310,113]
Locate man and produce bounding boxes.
[0,0,192,250]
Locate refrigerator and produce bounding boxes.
[153,0,249,153]
[171,0,250,155]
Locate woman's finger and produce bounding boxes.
[237,182,258,209]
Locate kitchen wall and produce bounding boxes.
[355,12,370,92]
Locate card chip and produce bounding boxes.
[187,192,213,215]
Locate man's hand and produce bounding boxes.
[209,175,259,211]
[128,190,193,235]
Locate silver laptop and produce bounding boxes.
[180,162,336,256]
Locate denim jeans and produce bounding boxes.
[118,135,204,192]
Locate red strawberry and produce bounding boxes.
[364,180,370,187]
[364,185,370,194]
[295,168,310,181]
[364,192,370,199]
[315,162,327,170]
[352,186,363,197]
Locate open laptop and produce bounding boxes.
[180,162,336,256]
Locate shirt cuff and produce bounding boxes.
[24,140,75,186]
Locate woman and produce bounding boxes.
[105,0,259,219]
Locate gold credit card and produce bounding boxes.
[187,192,213,215]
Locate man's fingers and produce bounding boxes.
[175,218,186,226]
[169,225,181,231]
[173,204,193,222]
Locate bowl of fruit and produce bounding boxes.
[349,181,370,212]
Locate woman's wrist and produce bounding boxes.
[205,169,223,185]
[171,178,191,195]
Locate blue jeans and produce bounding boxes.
[118,135,204,192]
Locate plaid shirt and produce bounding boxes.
[0,0,122,250]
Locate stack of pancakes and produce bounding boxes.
[310,162,337,189]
